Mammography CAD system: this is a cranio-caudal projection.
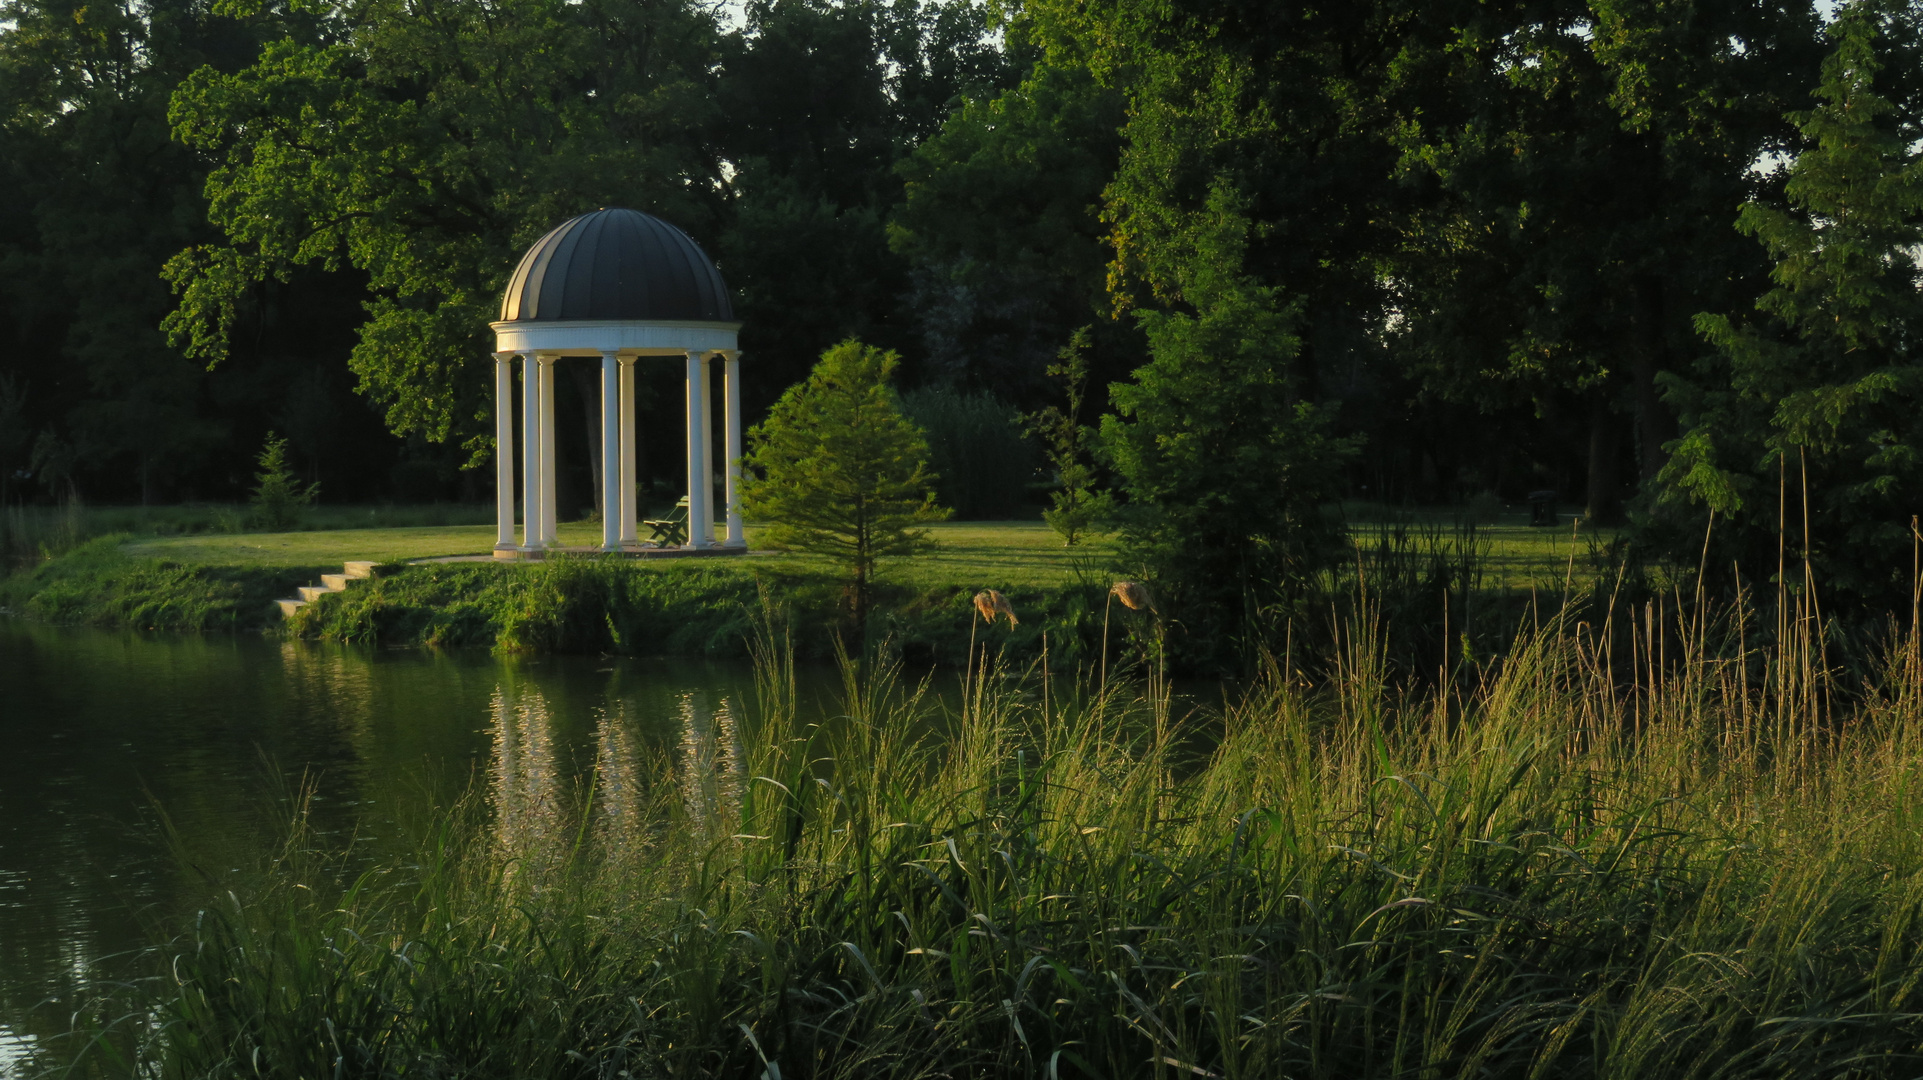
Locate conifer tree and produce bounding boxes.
[1661,2,1923,604]
[740,340,949,627]
[248,431,318,531]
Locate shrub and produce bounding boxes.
[899,386,1035,520]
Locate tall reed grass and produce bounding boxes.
[1,498,89,570]
[42,597,1923,1079]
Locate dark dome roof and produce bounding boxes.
[499,209,734,323]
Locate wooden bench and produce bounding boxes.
[643,497,689,546]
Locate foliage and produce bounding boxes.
[0,375,26,507]
[898,387,1033,520]
[716,0,1021,396]
[889,55,1126,393]
[0,496,89,570]
[1101,190,1356,667]
[1022,0,1833,523]
[157,0,1023,467]
[0,0,252,503]
[161,0,725,461]
[1382,0,1824,521]
[1027,327,1112,546]
[0,0,1023,503]
[43,605,1923,1079]
[246,432,318,531]
[1658,3,1923,608]
[741,340,950,627]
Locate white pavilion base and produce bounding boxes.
[490,544,749,562]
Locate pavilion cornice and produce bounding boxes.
[489,319,743,357]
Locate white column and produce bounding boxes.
[521,352,541,551]
[699,352,715,547]
[539,355,557,547]
[600,351,620,551]
[684,350,709,549]
[494,352,516,556]
[723,351,744,547]
[619,355,638,547]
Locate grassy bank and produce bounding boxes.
[0,536,325,632]
[43,606,1923,1079]
[0,521,1111,651]
[4,516,1619,663]
[283,556,1100,665]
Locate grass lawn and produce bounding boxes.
[1347,514,1624,591]
[124,523,518,567]
[121,513,1618,591]
[874,522,1114,589]
[122,520,1118,590]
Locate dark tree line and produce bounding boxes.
[3,0,1919,613]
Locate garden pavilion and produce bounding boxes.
[489,208,744,558]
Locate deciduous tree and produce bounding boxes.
[1028,328,1112,546]
[1101,191,1356,666]
[1384,0,1824,522]
[163,0,726,460]
[889,53,1125,396]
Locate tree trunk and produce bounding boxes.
[1586,394,1624,525]
[1626,275,1677,485]
[568,363,604,516]
[1292,312,1322,406]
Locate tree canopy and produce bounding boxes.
[163,0,727,457]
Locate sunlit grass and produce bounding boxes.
[125,523,512,566]
[119,516,1611,593]
[123,520,1115,590]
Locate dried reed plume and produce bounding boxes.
[1111,580,1155,613]
[972,589,1018,627]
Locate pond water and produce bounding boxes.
[0,619,847,1075]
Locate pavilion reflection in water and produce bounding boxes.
[488,684,563,871]
[677,689,746,842]
[486,679,747,864]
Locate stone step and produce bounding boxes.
[277,560,377,620]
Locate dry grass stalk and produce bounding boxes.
[1111,580,1154,613]
[973,588,1018,627]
